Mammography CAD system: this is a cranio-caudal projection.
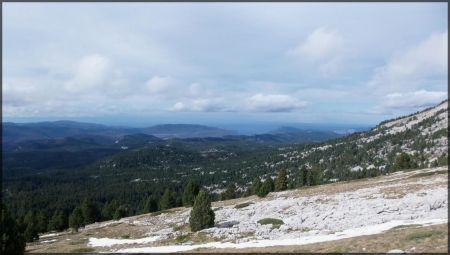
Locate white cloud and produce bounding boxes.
[3,79,40,107]
[383,90,447,109]
[169,98,226,112]
[64,54,113,93]
[146,76,177,96]
[189,83,203,96]
[367,89,447,116]
[3,4,446,122]
[169,102,186,112]
[169,93,308,113]
[368,31,448,93]
[287,27,343,62]
[246,94,307,112]
[318,56,344,76]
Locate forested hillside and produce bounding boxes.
[2,100,447,242]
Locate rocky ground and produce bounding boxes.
[28,166,448,253]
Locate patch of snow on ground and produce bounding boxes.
[39,232,61,238]
[387,249,406,253]
[88,236,160,247]
[117,218,447,253]
[40,239,57,244]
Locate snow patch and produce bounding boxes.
[117,218,447,253]
[88,236,160,247]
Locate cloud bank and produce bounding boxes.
[3,3,447,124]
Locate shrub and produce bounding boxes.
[257,218,284,228]
[234,202,253,209]
[406,231,436,240]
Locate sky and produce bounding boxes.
[3,3,448,128]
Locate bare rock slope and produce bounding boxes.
[30,165,448,253]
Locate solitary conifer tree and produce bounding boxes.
[189,190,215,232]
[274,169,288,191]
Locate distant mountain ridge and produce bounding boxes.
[2,122,236,148]
[2,121,347,151]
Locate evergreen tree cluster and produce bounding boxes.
[1,203,26,255]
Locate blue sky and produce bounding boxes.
[3,3,448,127]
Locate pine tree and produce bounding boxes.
[394,152,412,170]
[81,198,100,225]
[309,165,323,186]
[101,200,119,220]
[23,211,38,242]
[35,210,48,234]
[48,211,66,232]
[288,182,295,189]
[1,204,26,255]
[159,189,176,210]
[221,183,237,200]
[182,180,200,206]
[274,169,288,191]
[144,196,159,212]
[113,205,128,220]
[189,190,215,232]
[68,207,84,232]
[250,178,262,195]
[296,166,307,187]
[257,177,274,197]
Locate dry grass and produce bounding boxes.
[408,169,448,179]
[194,223,448,253]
